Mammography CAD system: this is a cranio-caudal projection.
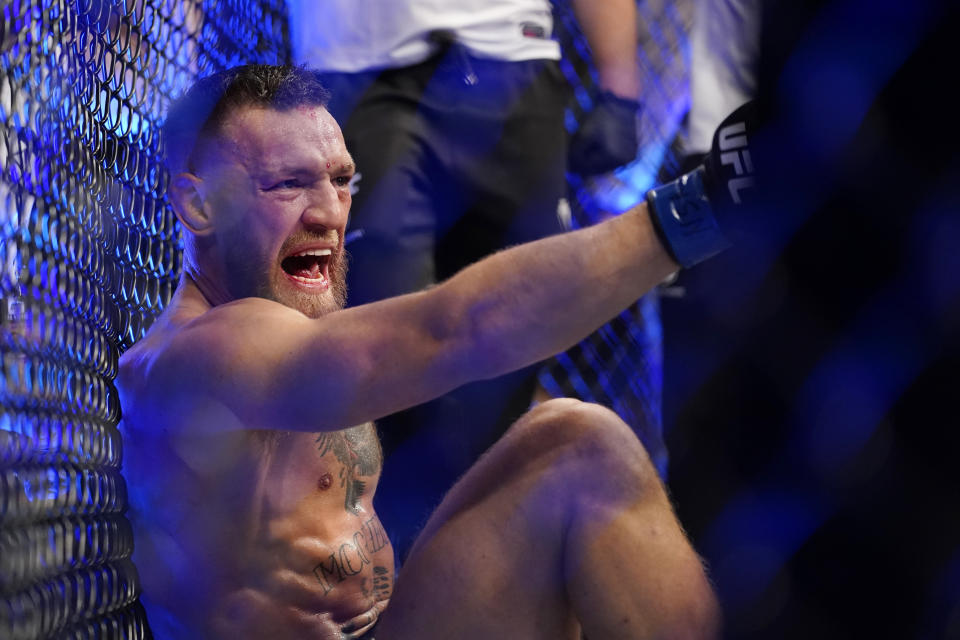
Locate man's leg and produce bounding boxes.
[376,399,720,640]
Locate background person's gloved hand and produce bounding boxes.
[568,91,642,177]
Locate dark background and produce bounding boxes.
[662,1,960,637]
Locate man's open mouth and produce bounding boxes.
[281,248,331,286]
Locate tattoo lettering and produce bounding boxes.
[372,565,392,600]
[362,515,389,555]
[313,536,369,594]
[315,424,381,513]
[311,515,390,595]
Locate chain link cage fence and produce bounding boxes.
[0,0,288,636]
[543,0,691,475]
[555,0,692,220]
[1,0,691,636]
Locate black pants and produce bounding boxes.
[320,51,570,562]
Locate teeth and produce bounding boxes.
[292,249,332,257]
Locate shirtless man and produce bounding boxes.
[119,64,746,639]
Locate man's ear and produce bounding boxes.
[168,172,214,236]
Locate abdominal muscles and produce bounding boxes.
[125,425,392,638]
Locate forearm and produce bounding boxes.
[433,202,676,380]
[571,0,640,98]
[212,204,674,431]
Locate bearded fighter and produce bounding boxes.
[118,64,752,639]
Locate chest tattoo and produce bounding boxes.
[315,424,381,513]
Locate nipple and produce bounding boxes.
[318,473,333,491]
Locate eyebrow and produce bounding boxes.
[260,159,356,178]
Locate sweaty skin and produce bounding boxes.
[118,102,684,638]
[118,107,390,638]
[120,401,390,638]
[120,299,393,639]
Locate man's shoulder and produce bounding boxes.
[117,312,192,424]
[123,296,302,364]
[117,296,315,431]
[180,296,316,337]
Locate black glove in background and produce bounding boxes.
[568,91,641,176]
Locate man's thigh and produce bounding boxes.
[375,403,592,640]
[375,399,714,640]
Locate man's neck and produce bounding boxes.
[182,268,230,310]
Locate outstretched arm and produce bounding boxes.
[152,96,760,435]
[161,202,676,433]
[424,201,674,381]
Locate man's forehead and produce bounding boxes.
[214,104,349,164]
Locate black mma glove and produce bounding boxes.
[645,100,759,268]
[568,91,641,177]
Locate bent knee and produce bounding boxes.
[518,398,638,450]
[509,399,659,486]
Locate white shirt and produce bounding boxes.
[686,0,760,153]
[289,0,561,72]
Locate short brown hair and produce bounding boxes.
[162,64,331,174]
